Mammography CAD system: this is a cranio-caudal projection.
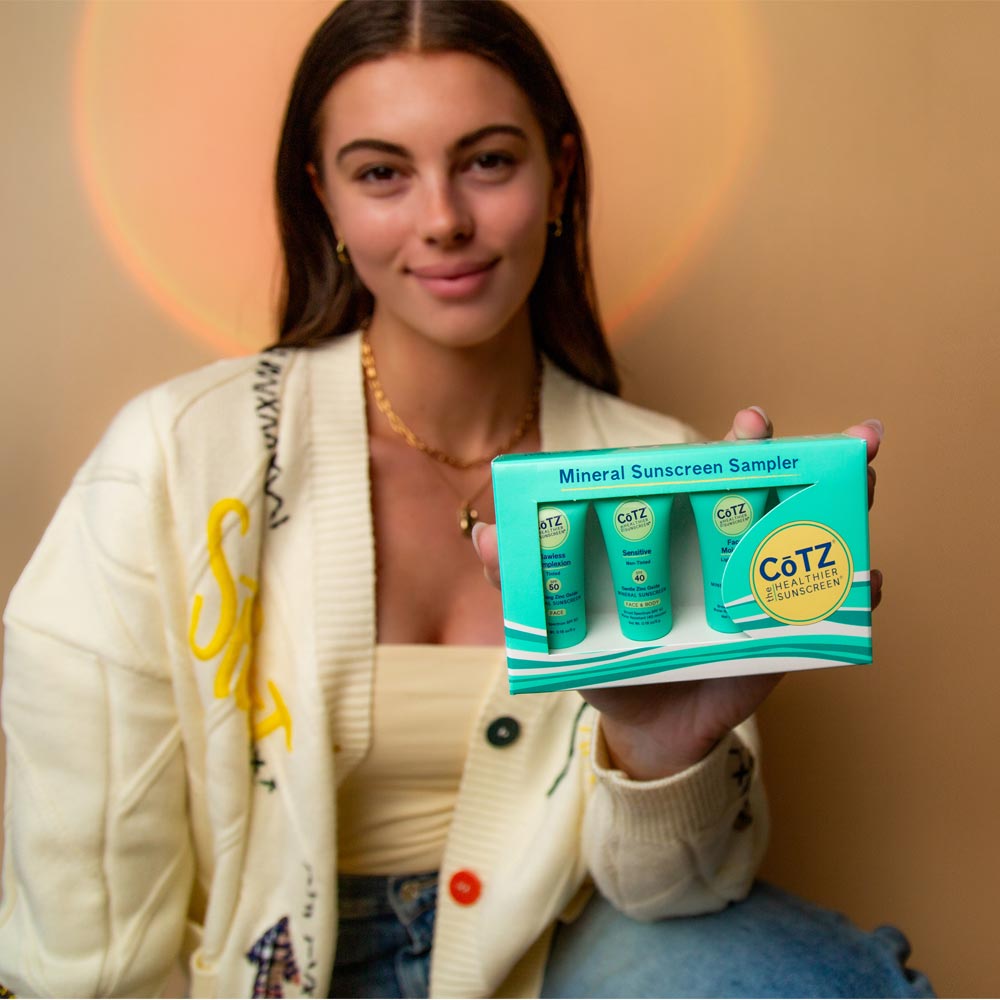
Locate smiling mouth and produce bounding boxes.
[407,259,499,281]
[407,258,500,299]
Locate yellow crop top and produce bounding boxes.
[336,644,501,875]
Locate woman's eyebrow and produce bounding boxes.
[336,138,409,164]
[335,124,529,165]
[454,124,528,150]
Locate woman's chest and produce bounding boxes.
[368,446,506,645]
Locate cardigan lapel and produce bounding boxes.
[305,332,377,776]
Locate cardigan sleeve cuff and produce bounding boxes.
[590,719,756,841]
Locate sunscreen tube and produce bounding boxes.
[689,488,770,633]
[537,500,590,649]
[594,495,675,641]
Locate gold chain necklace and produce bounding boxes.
[360,330,541,535]
[427,462,494,537]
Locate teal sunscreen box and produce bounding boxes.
[492,436,872,694]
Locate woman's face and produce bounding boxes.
[311,51,573,351]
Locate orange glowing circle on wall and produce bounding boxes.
[72,0,766,357]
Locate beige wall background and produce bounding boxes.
[2,1,997,996]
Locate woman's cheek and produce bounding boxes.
[346,233,409,295]
[338,192,408,251]
[488,191,549,258]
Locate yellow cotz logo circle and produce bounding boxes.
[538,506,571,550]
[612,499,655,542]
[750,521,854,625]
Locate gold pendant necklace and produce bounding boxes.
[421,461,493,536]
[455,471,493,536]
[361,330,540,534]
[459,504,479,536]
[418,446,494,536]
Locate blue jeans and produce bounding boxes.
[331,873,439,998]
[330,875,935,999]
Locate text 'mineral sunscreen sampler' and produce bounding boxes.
[689,489,770,633]
[594,495,675,641]
[537,500,590,649]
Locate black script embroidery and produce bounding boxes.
[254,352,290,529]
[301,863,319,995]
[728,745,755,797]
[251,746,279,794]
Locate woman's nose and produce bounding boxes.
[418,179,473,246]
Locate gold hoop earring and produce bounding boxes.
[549,217,563,239]
[336,238,350,265]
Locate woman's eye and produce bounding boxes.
[468,152,516,175]
[357,164,400,184]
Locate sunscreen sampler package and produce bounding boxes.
[492,436,872,694]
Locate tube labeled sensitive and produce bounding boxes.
[594,495,675,641]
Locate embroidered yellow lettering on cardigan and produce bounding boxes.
[189,498,293,751]
[189,498,248,660]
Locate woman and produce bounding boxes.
[0,2,928,998]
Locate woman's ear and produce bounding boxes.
[306,162,330,214]
[306,162,343,241]
[549,134,578,221]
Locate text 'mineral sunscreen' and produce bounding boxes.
[689,489,770,633]
[594,495,675,641]
[537,501,589,649]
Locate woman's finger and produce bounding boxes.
[471,521,502,589]
[870,567,883,611]
[843,418,884,463]
[723,405,772,442]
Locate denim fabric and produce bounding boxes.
[541,882,936,999]
[330,873,437,999]
[330,876,935,999]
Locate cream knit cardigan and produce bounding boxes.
[0,332,767,999]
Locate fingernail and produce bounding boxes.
[748,405,771,429]
[862,418,884,440]
[470,521,486,558]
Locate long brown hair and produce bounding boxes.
[274,0,619,395]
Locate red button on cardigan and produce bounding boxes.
[449,869,482,905]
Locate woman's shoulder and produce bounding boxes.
[144,349,297,423]
[587,389,704,448]
[142,332,357,419]
[542,362,703,452]
[80,350,304,481]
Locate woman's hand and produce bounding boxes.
[471,408,884,780]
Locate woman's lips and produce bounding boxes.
[407,258,499,300]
